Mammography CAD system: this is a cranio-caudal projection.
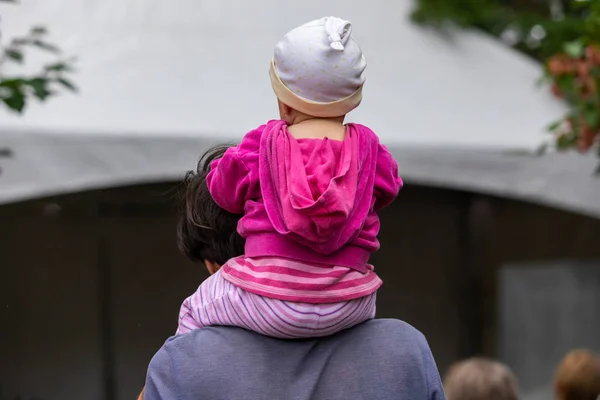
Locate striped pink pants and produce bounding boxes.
[176,269,377,339]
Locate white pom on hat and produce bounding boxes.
[270,16,367,117]
[325,17,351,51]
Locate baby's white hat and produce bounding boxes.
[270,17,367,117]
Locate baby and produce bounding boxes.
[177,16,402,338]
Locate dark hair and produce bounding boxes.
[177,144,245,265]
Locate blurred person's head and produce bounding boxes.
[270,17,366,124]
[554,349,600,400]
[444,357,519,400]
[177,144,244,273]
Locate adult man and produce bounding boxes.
[142,146,445,400]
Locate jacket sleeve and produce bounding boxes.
[373,143,403,211]
[206,127,262,214]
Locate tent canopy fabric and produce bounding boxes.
[1,0,598,218]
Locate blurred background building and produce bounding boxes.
[0,1,599,400]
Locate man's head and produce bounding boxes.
[554,349,600,400]
[443,357,519,400]
[177,144,245,271]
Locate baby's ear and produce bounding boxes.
[204,260,221,275]
[277,100,294,121]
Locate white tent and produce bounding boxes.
[1,0,598,218]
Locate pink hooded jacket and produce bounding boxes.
[206,120,402,272]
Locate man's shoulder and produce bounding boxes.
[155,318,431,373]
[162,318,425,350]
[322,319,433,369]
[331,319,428,349]
[351,318,426,339]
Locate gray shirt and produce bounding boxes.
[144,319,445,400]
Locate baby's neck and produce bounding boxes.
[287,117,346,141]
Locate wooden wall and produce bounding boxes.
[0,185,206,400]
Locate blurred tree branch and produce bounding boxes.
[411,0,582,61]
[1,0,78,176]
[412,0,600,171]
[0,24,77,114]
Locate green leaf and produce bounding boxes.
[4,49,24,63]
[0,78,26,90]
[27,78,52,101]
[30,26,48,36]
[572,0,591,10]
[556,132,578,150]
[10,38,31,47]
[547,120,563,131]
[57,77,77,92]
[2,93,26,113]
[32,39,61,54]
[584,109,599,129]
[0,79,27,112]
[564,40,585,58]
[44,62,72,72]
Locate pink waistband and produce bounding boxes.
[221,255,382,304]
[244,233,370,273]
